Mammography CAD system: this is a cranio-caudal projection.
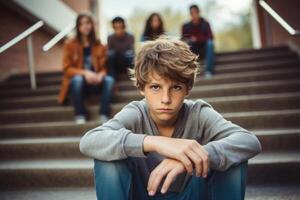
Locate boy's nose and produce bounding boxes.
[161,91,171,104]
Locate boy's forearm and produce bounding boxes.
[143,135,158,153]
[143,135,210,177]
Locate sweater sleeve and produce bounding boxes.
[79,103,147,161]
[199,103,262,171]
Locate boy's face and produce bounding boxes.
[140,70,190,126]
[190,8,200,21]
[113,22,126,37]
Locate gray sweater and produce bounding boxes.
[107,32,134,54]
[80,99,262,192]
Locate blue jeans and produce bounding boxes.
[108,50,134,79]
[93,158,247,200]
[189,39,215,74]
[204,40,215,74]
[70,75,115,116]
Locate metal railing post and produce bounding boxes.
[0,20,43,90]
[26,35,37,90]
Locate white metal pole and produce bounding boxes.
[26,35,37,90]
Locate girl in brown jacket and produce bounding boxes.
[58,13,115,124]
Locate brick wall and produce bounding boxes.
[0,3,63,79]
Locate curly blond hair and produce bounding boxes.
[129,36,199,90]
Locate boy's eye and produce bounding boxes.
[150,85,160,91]
[173,85,183,90]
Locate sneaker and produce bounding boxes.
[75,115,86,124]
[99,114,109,124]
[204,71,213,79]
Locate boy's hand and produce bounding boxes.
[147,158,185,196]
[84,70,99,85]
[96,72,105,83]
[144,136,209,177]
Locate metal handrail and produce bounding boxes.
[0,20,44,53]
[259,0,300,35]
[0,20,44,89]
[42,22,75,52]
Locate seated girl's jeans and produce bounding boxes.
[93,158,247,200]
[70,75,115,116]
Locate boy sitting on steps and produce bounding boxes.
[79,36,262,200]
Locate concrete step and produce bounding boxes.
[0,121,95,139]
[213,59,300,74]
[118,67,300,91]
[245,184,300,200]
[0,137,82,160]
[0,151,299,188]
[0,129,298,160]
[0,184,299,200]
[0,187,97,200]
[1,79,299,109]
[0,76,61,90]
[2,45,289,81]
[216,45,288,56]
[1,56,298,91]
[1,93,300,124]
[112,79,300,103]
[1,67,300,96]
[247,151,300,184]
[0,95,59,110]
[214,51,298,64]
[222,109,300,130]
[0,158,93,188]
[254,129,300,152]
[0,109,299,139]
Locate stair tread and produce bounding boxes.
[0,158,93,169]
[0,65,300,94]
[216,45,288,55]
[249,151,300,164]
[2,67,300,90]
[0,75,300,96]
[0,151,299,170]
[0,128,299,145]
[0,187,96,200]
[215,58,300,69]
[1,92,299,114]
[1,78,300,103]
[0,109,299,128]
[0,137,81,145]
[0,184,299,200]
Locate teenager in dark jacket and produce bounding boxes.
[182,5,215,79]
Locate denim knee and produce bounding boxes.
[108,50,116,59]
[93,159,133,200]
[207,161,248,200]
[70,75,85,92]
[94,159,130,179]
[103,75,115,88]
[206,39,214,48]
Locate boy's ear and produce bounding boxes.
[185,88,191,97]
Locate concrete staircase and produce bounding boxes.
[0,46,300,200]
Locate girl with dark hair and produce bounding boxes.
[142,13,165,41]
[58,12,115,124]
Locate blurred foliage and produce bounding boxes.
[215,11,253,52]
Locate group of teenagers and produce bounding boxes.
[58,4,215,124]
[58,4,262,200]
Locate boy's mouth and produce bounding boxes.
[157,108,173,113]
